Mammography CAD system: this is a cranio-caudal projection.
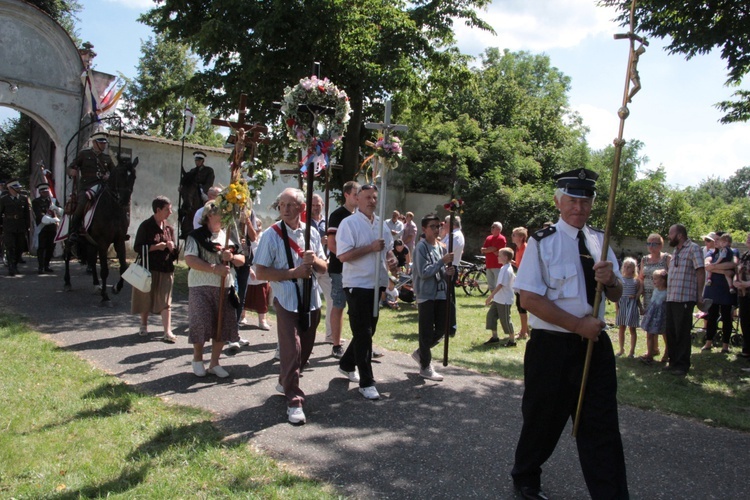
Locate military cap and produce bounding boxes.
[554,168,598,198]
[193,151,207,160]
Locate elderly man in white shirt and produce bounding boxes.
[254,188,327,425]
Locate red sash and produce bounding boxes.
[271,222,305,257]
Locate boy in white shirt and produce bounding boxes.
[484,247,517,347]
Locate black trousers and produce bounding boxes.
[340,287,382,388]
[417,299,448,369]
[512,329,629,499]
[706,302,733,345]
[739,294,750,356]
[665,301,695,372]
[37,226,56,270]
[234,263,250,322]
[3,231,25,269]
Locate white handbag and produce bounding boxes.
[123,245,152,293]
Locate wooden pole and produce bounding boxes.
[573,0,646,437]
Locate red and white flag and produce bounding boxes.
[183,105,196,138]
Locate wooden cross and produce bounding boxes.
[364,99,408,317]
[211,93,269,181]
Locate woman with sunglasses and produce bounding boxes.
[639,233,671,361]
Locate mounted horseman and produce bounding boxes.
[178,151,215,238]
[66,130,115,244]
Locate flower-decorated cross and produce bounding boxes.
[364,100,408,317]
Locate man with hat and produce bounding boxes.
[67,130,115,240]
[510,168,629,499]
[32,183,63,274]
[0,179,31,276]
[179,151,215,238]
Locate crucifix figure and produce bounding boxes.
[211,93,269,182]
[364,100,408,317]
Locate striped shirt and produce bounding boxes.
[253,221,325,312]
[666,239,704,303]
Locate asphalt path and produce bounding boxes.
[1,260,749,499]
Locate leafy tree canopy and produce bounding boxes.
[25,0,82,43]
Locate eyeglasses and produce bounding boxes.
[646,242,660,247]
[674,256,679,267]
[95,139,108,144]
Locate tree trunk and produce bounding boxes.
[340,84,363,187]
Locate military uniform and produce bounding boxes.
[179,157,215,236]
[0,192,30,275]
[32,192,62,272]
[69,148,115,233]
[510,168,629,500]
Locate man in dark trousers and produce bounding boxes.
[0,180,31,276]
[67,130,115,241]
[511,168,629,499]
[31,183,63,274]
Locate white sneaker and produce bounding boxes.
[226,341,241,354]
[273,347,281,360]
[192,361,206,377]
[259,321,271,331]
[359,386,380,400]
[138,325,148,337]
[207,365,230,378]
[287,406,306,424]
[411,349,421,367]
[419,365,444,381]
[238,337,250,346]
[338,367,360,383]
[276,383,285,394]
[238,317,249,326]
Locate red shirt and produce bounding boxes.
[483,234,507,269]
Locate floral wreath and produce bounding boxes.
[374,136,403,161]
[443,198,464,214]
[281,75,351,150]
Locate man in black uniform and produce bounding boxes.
[179,151,215,237]
[510,168,628,499]
[32,183,62,274]
[67,131,115,241]
[0,180,31,276]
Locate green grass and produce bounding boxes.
[365,294,750,432]
[0,313,337,499]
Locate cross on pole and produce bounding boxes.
[364,99,408,317]
[211,93,269,181]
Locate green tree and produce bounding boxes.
[25,0,82,42]
[602,0,750,123]
[120,34,223,147]
[0,116,31,182]
[142,0,493,184]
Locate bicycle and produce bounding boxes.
[456,256,489,296]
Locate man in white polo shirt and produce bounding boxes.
[335,184,398,400]
[254,188,327,424]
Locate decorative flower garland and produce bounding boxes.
[443,198,464,214]
[281,76,351,174]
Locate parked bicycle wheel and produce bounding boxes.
[462,269,489,296]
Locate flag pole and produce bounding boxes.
[573,0,647,437]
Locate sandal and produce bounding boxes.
[138,326,148,337]
[163,331,177,343]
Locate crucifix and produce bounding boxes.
[211,93,269,182]
[364,99,408,317]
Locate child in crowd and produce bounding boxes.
[615,257,641,358]
[382,277,400,309]
[484,247,516,347]
[706,233,736,293]
[639,269,668,364]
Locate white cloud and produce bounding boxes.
[102,0,153,10]
[455,0,618,56]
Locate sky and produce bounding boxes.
[3,0,749,188]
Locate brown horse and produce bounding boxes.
[63,157,138,304]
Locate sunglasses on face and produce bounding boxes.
[359,184,378,192]
[646,242,660,247]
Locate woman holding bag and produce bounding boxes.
[131,196,179,341]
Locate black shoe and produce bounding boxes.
[670,369,688,377]
[44,267,54,273]
[504,340,517,347]
[332,345,344,359]
[18,258,26,264]
[38,269,45,275]
[515,485,549,500]
[484,337,501,345]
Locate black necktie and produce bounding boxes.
[577,230,596,307]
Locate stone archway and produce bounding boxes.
[0,0,84,190]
